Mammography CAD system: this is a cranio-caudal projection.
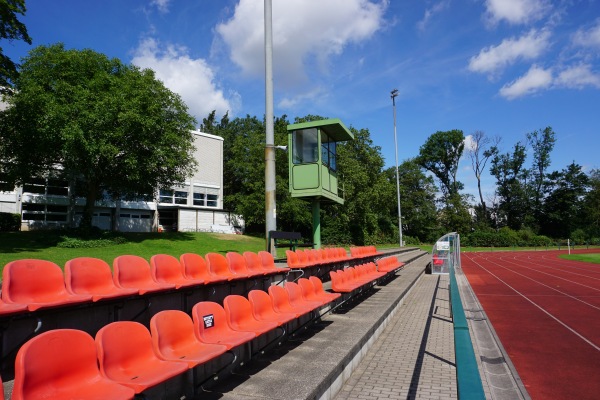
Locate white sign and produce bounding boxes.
[436,241,450,251]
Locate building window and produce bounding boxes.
[193,192,205,206]
[0,174,14,192]
[22,203,68,223]
[159,189,174,203]
[174,190,188,205]
[207,194,218,207]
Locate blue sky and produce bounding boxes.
[4,0,600,203]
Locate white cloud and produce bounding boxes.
[499,65,552,99]
[417,1,450,31]
[463,135,477,152]
[468,29,551,75]
[278,86,328,109]
[572,19,600,49]
[555,64,600,89]
[132,38,233,121]
[216,0,387,87]
[150,0,171,13]
[484,0,550,25]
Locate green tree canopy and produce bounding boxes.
[417,129,465,197]
[0,43,197,227]
[541,162,589,238]
[0,0,31,93]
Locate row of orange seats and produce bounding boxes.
[376,256,406,273]
[285,247,349,269]
[329,263,386,293]
[349,245,380,257]
[0,251,289,316]
[9,277,340,399]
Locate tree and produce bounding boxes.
[489,142,529,230]
[0,44,197,228]
[541,162,589,238]
[583,169,600,238]
[466,130,499,219]
[1,0,31,94]
[527,126,556,219]
[417,129,465,197]
[391,159,438,242]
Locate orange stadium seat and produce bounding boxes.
[150,310,227,368]
[179,253,228,284]
[95,321,188,394]
[12,329,135,400]
[65,257,138,302]
[113,255,176,295]
[2,259,92,311]
[223,295,279,335]
[150,254,203,289]
[248,289,296,326]
[192,301,256,350]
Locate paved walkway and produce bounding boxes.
[335,274,457,400]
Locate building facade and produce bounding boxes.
[0,131,242,233]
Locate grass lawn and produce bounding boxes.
[559,253,600,264]
[0,231,267,273]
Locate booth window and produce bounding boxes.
[321,133,337,171]
[292,128,318,164]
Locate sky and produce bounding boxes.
[3,0,600,204]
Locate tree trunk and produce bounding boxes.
[81,182,99,231]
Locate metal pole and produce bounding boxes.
[391,89,403,247]
[264,0,277,254]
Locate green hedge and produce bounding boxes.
[0,212,21,232]
[463,228,552,247]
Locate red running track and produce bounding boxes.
[462,250,600,400]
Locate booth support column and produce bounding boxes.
[312,199,321,249]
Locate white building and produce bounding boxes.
[0,131,242,233]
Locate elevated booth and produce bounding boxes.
[287,119,354,249]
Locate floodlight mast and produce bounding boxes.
[264,0,277,254]
[391,89,403,247]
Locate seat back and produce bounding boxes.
[258,251,276,270]
[285,250,300,268]
[309,276,326,293]
[180,253,211,280]
[243,252,265,274]
[192,301,229,343]
[268,285,296,314]
[3,259,71,304]
[13,329,133,400]
[223,295,255,329]
[113,255,156,288]
[150,310,198,360]
[95,321,158,379]
[248,290,276,320]
[298,278,318,300]
[206,253,233,278]
[226,252,250,276]
[150,254,186,283]
[284,281,310,306]
[65,257,118,296]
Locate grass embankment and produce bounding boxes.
[560,253,600,264]
[0,231,266,273]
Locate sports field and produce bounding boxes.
[462,250,600,400]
